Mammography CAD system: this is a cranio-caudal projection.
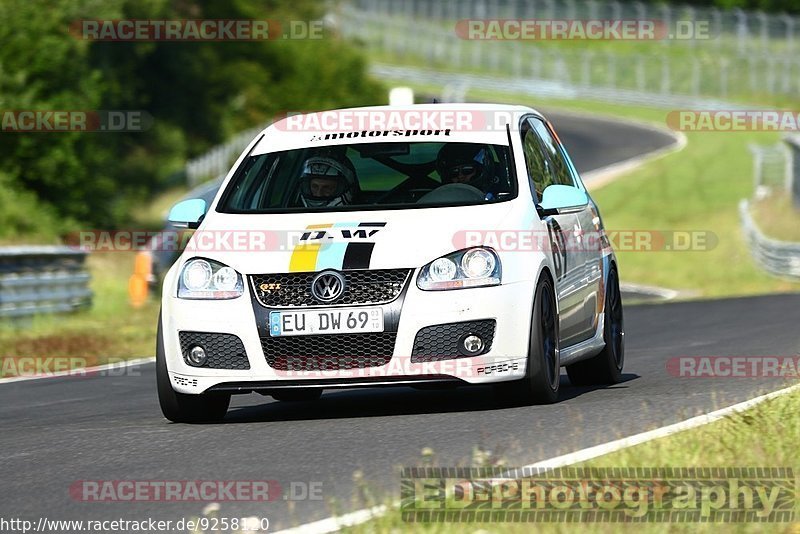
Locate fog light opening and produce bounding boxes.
[187,345,207,366]
[461,334,484,356]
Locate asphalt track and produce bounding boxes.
[3,113,796,531]
[545,109,678,176]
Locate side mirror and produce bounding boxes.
[538,185,589,216]
[168,199,207,229]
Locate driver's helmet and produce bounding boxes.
[436,143,495,189]
[299,156,358,208]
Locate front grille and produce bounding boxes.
[179,331,250,370]
[261,332,396,371]
[250,269,411,308]
[411,320,497,362]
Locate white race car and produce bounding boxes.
[157,104,624,422]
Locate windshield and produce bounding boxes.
[217,141,516,213]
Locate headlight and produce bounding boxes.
[178,258,244,299]
[417,248,501,291]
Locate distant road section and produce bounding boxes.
[543,108,678,175]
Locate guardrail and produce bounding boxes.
[0,247,93,318]
[739,200,800,281]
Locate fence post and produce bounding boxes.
[783,14,795,54]
[710,8,722,50]
[580,50,593,87]
[607,52,617,88]
[586,0,598,21]
[785,135,800,209]
[609,0,621,22]
[749,144,764,195]
[565,0,576,20]
[757,11,768,54]
[659,4,672,48]
[512,43,522,78]
[734,9,747,55]
[691,58,701,96]
[636,56,645,92]
[719,59,728,98]
[634,2,646,22]
[685,6,696,48]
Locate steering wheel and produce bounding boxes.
[416,183,486,205]
[374,175,440,204]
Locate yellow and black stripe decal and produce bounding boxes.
[289,222,386,272]
[288,223,331,273]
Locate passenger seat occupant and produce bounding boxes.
[436,143,499,197]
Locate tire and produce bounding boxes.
[494,275,560,405]
[271,389,322,402]
[156,312,231,423]
[566,267,624,386]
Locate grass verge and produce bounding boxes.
[750,192,800,242]
[344,384,800,533]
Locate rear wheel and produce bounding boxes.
[494,276,560,405]
[566,267,624,386]
[156,312,230,423]
[271,389,322,402]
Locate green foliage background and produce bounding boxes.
[0,0,384,240]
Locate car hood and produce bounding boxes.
[188,203,516,274]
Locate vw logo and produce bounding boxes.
[311,271,346,302]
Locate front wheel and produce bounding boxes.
[156,312,230,423]
[566,267,624,386]
[494,276,560,405]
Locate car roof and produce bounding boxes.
[251,103,545,155]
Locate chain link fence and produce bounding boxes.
[336,0,800,103]
[346,0,800,57]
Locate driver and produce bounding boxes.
[299,155,358,208]
[435,143,497,194]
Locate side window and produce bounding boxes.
[520,119,554,201]
[226,154,272,209]
[529,118,575,187]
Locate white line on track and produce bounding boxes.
[0,357,155,384]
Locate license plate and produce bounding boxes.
[269,307,384,337]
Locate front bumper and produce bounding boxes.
[162,279,534,394]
